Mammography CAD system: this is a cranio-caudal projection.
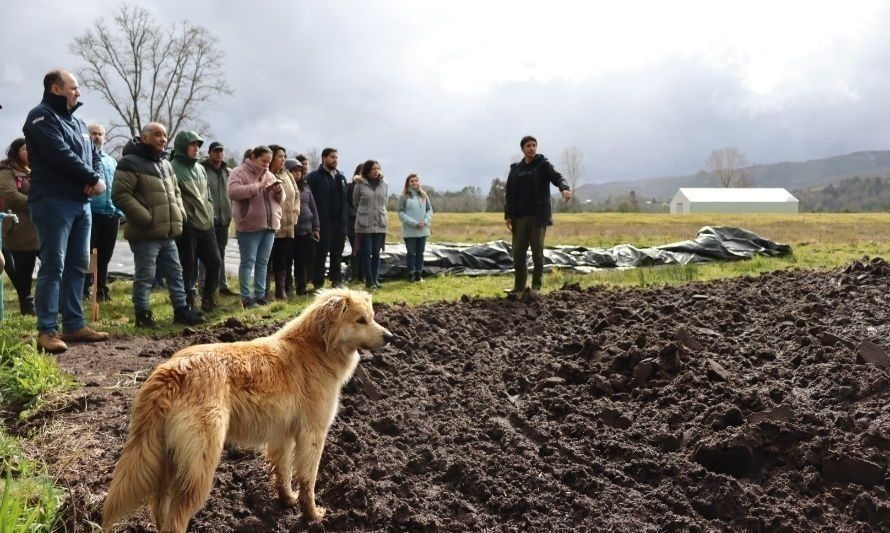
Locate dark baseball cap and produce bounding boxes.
[208,141,225,152]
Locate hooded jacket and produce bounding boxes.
[171,131,214,232]
[228,158,284,233]
[504,154,569,227]
[201,158,232,226]
[352,176,389,234]
[0,161,38,250]
[22,91,102,203]
[112,138,186,241]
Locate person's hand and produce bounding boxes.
[506,218,512,231]
[268,182,282,193]
[561,189,572,202]
[417,221,426,229]
[260,174,276,189]
[311,230,320,241]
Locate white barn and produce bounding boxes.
[670,188,799,214]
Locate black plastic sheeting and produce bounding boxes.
[374,226,792,279]
[107,226,790,281]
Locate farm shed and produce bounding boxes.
[670,188,799,214]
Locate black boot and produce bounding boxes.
[19,296,35,316]
[201,294,217,313]
[174,306,205,326]
[135,310,160,329]
[99,286,111,302]
[186,290,198,310]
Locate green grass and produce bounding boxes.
[0,335,74,420]
[0,428,64,533]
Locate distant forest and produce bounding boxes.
[794,176,890,212]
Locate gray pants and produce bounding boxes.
[511,215,546,291]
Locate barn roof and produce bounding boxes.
[677,188,798,203]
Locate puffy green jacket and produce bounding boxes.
[112,138,186,241]
[171,131,213,231]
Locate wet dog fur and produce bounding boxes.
[102,289,393,532]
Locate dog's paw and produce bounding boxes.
[279,490,300,506]
[305,505,326,522]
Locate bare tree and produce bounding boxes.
[560,146,585,210]
[704,147,752,187]
[70,4,233,143]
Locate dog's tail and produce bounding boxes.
[102,373,172,530]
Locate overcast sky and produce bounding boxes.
[2,0,890,191]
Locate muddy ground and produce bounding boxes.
[8,258,890,532]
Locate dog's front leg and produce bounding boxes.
[294,430,328,522]
[268,438,299,504]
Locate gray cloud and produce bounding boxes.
[2,1,890,192]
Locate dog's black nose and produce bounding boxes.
[382,332,394,345]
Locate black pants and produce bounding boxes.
[293,233,316,292]
[270,237,294,273]
[511,215,546,291]
[312,222,346,287]
[84,213,120,293]
[214,222,230,289]
[176,225,221,299]
[3,248,37,307]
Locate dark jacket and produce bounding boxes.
[112,138,186,241]
[0,162,38,250]
[171,131,214,231]
[504,154,569,227]
[295,183,320,236]
[22,91,101,203]
[307,165,348,228]
[201,158,232,226]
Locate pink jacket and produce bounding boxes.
[228,158,285,232]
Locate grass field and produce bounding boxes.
[1,212,885,337]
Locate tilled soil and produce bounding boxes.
[9,259,890,532]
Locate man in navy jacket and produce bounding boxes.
[22,69,109,353]
[307,147,349,288]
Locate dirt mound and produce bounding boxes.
[12,259,889,531]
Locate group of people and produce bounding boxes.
[5,68,503,354]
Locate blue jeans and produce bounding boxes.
[359,233,385,286]
[30,198,91,333]
[129,239,188,312]
[404,236,427,273]
[236,230,275,300]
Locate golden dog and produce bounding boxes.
[102,289,393,532]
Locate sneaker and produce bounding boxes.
[254,297,268,306]
[241,298,258,309]
[37,332,67,354]
[60,327,110,342]
[173,306,205,326]
[135,310,160,329]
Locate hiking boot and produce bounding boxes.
[255,296,268,306]
[60,327,110,342]
[173,306,205,326]
[241,298,258,309]
[37,332,67,354]
[201,295,217,313]
[135,310,160,329]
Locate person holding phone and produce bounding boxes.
[227,146,284,308]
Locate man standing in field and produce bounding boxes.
[307,148,348,289]
[504,135,572,294]
[23,69,110,353]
